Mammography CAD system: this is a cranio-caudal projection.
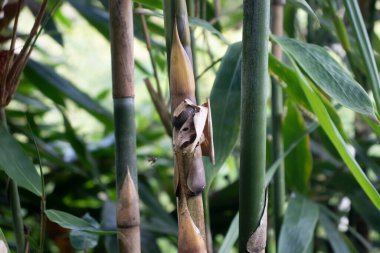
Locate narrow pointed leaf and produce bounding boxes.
[283,100,312,194]
[278,195,319,253]
[219,213,239,253]
[0,124,42,196]
[319,211,351,253]
[272,36,375,117]
[287,0,319,24]
[289,59,380,209]
[24,60,113,127]
[343,0,380,113]
[204,42,242,183]
[70,214,100,250]
[45,210,115,235]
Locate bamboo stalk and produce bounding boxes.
[166,1,209,252]
[239,0,270,252]
[109,0,140,252]
[271,0,285,246]
[0,108,25,253]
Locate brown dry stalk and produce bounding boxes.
[170,20,213,253]
[0,0,48,107]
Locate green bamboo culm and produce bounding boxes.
[109,0,140,252]
[271,0,286,246]
[0,108,25,253]
[239,0,270,252]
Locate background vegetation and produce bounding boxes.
[1,0,380,252]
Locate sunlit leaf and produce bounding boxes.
[272,36,375,117]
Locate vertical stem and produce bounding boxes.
[0,108,25,253]
[240,0,270,252]
[167,0,208,251]
[271,0,285,246]
[109,0,140,252]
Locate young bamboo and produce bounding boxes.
[239,0,270,252]
[166,1,210,252]
[271,0,286,245]
[109,1,140,252]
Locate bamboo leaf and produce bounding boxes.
[283,100,312,194]
[278,195,319,253]
[0,124,42,196]
[343,0,380,113]
[319,211,351,253]
[219,213,239,253]
[287,0,319,24]
[24,60,113,127]
[272,36,375,117]
[45,210,115,235]
[204,42,242,183]
[69,214,100,250]
[288,58,380,209]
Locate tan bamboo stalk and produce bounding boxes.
[167,1,212,252]
[109,0,140,252]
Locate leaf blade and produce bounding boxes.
[0,124,42,196]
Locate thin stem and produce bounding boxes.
[138,4,163,99]
[239,0,270,252]
[0,108,25,253]
[27,120,46,253]
[271,0,285,246]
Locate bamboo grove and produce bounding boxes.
[1,0,380,252]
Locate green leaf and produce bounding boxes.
[45,210,115,235]
[278,195,319,253]
[24,60,113,127]
[134,0,161,9]
[219,213,239,253]
[0,124,42,196]
[0,227,10,253]
[283,100,312,194]
[287,0,319,24]
[68,0,109,39]
[288,58,380,209]
[204,42,242,183]
[343,0,380,114]
[319,211,351,253]
[272,36,375,117]
[70,214,100,250]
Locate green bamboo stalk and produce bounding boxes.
[239,0,270,252]
[271,0,285,246]
[109,0,140,252]
[0,108,25,253]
